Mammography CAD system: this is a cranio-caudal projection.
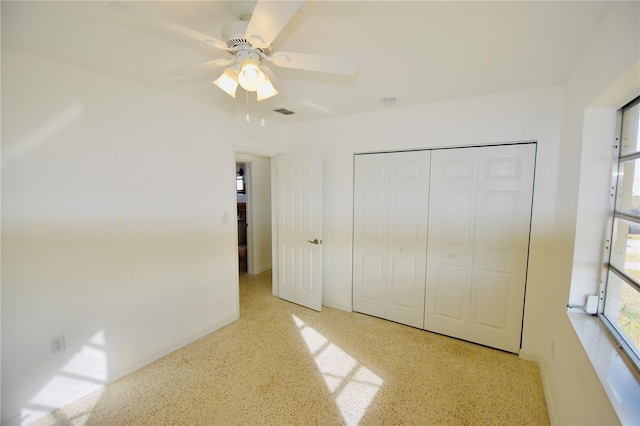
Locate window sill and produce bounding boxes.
[567,310,640,425]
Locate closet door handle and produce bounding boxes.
[307,239,320,245]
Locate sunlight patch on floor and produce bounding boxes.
[292,315,383,426]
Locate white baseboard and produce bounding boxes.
[109,314,239,382]
[252,265,272,275]
[538,358,558,426]
[518,351,555,425]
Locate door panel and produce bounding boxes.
[360,253,385,300]
[474,269,510,329]
[434,264,469,320]
[441,191,474,246]
[388,256,417,307]
[277,154,322,311]
[353,154,389,317]
[385,151,430,328]
[479,191,519,251]
[362,191,386,239]
[283,243,296,288]
[301,246,315,291]
[353,151,430,328]
[301,189,315,233]
[425,149,478,335]
[389,191,420,242]
[429,261,472,336]
[469,144,535,352]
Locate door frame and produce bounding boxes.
[234,148,279,295]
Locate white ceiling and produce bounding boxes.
[2,1,612,124]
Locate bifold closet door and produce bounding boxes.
[353,151,430,328]
[424,144,535,353]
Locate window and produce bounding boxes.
[237,167,245,194]
[604,96,640,369]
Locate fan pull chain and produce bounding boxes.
[245,91,250,123]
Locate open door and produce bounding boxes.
[276,154,323,311]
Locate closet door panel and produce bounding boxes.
[388,256,417,307]
[474,269,510,329]
[353,154,389,318]
[469,144,535,353]
[359,253,385,300]
[353,151,429,328]
[385,151,430,328]
[354,143,535,354]
[434,264,468,321]
[424,149,479,337]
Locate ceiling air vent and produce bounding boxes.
[273,108,295,115]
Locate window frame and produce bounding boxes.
[236,173,245,194]
[601,95,640,374]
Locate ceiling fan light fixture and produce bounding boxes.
[257,75,278,101]
[238,58,266,92]
[213,68,239,98]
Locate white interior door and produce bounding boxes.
[276,154,323,311]
[425,144,535,353]
[353,151,430,328]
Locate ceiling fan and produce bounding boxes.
[109,1,358,101]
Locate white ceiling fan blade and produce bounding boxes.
[108,1,228,50]
[167,58,235,77]
[244,0,304,48]
[268,52,357,75]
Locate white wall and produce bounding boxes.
[277,85,564,358]
[541,2,640,425]
[0,48,278,424]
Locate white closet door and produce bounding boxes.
[468,144,535,352]
[353,151,430,328]
[424,149,479,338]
[353,154,389,319]
[425,144,535,353]
[385,151,430,327]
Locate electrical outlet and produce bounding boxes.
[51,335,66,354]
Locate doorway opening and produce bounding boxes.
[236,163,248,273]
[234,154,273,279]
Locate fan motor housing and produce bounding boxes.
[222,21,248,48]
[222,20,270,56]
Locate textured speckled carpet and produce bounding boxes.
[34,270,549,425]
